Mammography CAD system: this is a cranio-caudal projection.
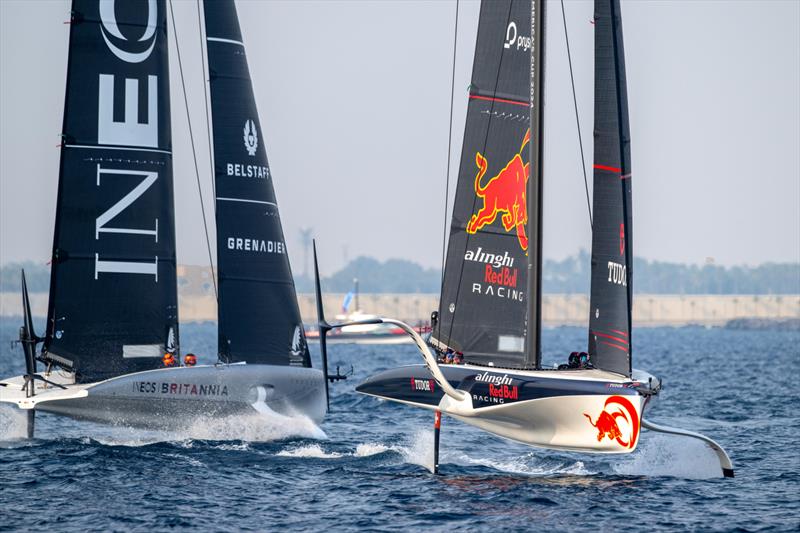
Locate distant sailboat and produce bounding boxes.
[317,0,733,476]
[1,0,335,435]
[307,278,425,345]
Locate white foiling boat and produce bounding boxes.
[323,0,733,476]
[1,0,344,436]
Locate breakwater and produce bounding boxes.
[2,293,798,327]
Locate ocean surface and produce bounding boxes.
[1,320,798,531]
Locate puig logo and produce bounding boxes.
[243,119,258,156]
[504,21,532,52]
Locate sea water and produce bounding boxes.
[1,321,798,531]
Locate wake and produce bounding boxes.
[0,405,326,446]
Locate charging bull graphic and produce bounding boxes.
[584,395,640,449]
[466,129,531,252]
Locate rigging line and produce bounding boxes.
[445,0,515,351]
[560,0,592,230]
[196,0,216,212]
[168,0,218,300]
[438,0,459,345]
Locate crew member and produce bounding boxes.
[184,353,197,367]
[162,352,177,367]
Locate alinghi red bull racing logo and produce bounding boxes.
[583,395,640,449]
[465,129,531,252]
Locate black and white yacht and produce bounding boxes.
[1,0,333,435]
[332,0,734,476]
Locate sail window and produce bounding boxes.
[123,344,163,359]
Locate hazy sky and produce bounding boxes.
[1,0,798,275]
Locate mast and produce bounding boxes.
[525,0,545,369]
[43,0,179,383]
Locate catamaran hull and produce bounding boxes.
[357,364,652,453]
[1,364,327,430]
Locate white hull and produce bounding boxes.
[0,363,327,430]
[446,393,646,453]
[359,363,651,453]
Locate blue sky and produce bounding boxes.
[1,0,798,274]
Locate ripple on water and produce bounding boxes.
[1,325,798,530]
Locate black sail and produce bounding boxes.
[203,0,309,367]
[44,0,178,383]
[432,0,535,368]
[587,0,633,376]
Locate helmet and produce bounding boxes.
[162,353,175,366]
[184,353,197,367]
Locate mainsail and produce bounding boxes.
[432,0,536,368]
[587,0,633,376]
[203,0,310,366]
[44,0,179,383]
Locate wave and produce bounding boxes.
[0,404,31,444]
[277,444,343,459]
[0,405,326,447]
[276,442,391,460]
[612,433,724,479]
[272,429,593,477]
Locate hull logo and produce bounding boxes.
[584,395,640,449]
[411,378,435,392]
[474,371,513,386]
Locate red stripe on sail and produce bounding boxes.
[610,329,628,337]
[601,341,629,353]
[593,164,622,173]
[593,331,629,345]
[469,94,529,107]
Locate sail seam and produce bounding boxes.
[64,144,171,155]
[206,36,244,46]
[468,94,527,107]
[216,197,277,206]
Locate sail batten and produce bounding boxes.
[44,0,179,383]
[588,0,633,377]
[203,0,309,367]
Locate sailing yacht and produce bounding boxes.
[338,0,734,476]
[0,0,330,435]
[307,280,420,345]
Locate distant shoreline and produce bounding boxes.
[2,292,798,328]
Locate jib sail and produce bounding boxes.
[587,0,633,376]
[203,0,309,367]
[432,0,537,368]
[44,0,179,383]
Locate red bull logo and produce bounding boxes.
[583,395,640,449]
[466,129,531,252]
[488,383,518,400]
